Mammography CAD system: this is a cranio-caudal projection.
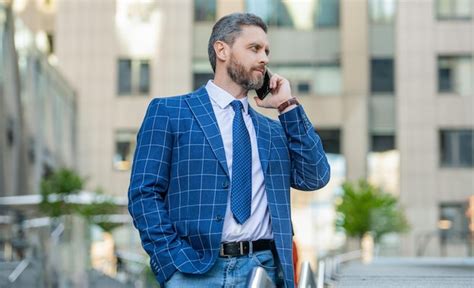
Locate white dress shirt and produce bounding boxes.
[205,80,273,242]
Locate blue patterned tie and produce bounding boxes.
[230,100,252,224]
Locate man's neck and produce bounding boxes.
[213,74,248,99]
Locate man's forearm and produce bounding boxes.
[278,105,331,190]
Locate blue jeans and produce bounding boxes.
[164,250,281,287]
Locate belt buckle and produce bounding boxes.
[239,241,244,256]
[220,244,227,257]
[220,241,248,257]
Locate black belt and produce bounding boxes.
[219,239,274,258]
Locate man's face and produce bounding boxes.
[226,25,270,91]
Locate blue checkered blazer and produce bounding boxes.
[128,87,330,287]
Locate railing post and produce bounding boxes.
[8,259,30,283]
[246,266,275,288]
[298,261,317,288]
[316,260,325,288]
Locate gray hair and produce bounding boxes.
[208,13,267,72]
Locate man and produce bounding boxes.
[128,13,330,287]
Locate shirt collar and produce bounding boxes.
[205,80,249,114]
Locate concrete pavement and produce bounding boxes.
[335,258,474,287]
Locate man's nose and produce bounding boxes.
[259,52,269,65]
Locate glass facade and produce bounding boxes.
[245,0,339,30]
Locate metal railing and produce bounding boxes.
[324,250,362,281]
[298,261,318,288]
[317,250,363,287]
[245,260,321,288]
[246,266,276,288]
[246,250,363,288]
[7,259,29,283]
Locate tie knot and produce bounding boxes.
[230,100,244,113]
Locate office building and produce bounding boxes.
[12,0,473,258]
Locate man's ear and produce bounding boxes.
[214,41,229,62]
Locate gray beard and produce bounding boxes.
[227,56,264,91]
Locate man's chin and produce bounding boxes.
[252,75,264,89]
[246,80,263,91]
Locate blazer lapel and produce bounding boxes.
[249,107,271,174]
[185,87,229,176]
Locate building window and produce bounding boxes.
[317,129,341,154]
[194,0,216,22]
[316,0,340,27]
[440,129,474,167]
[369,0,396,24]
[266,63,341,96]
[40,0,55,10]
[245,0,293,28]
[436,0,472,20]
[438,56,473,95]
[193,72,214,90]
[6,118,14,147]
[439,202,469,244]
[371,58,394,93]
[315,63,342,95]
[246,0,338,30]
[371,134,395,152]
[28,137,36,163]
[193,60,214,90]
[114,130,136,171]
[117,59,150,96]
[46,33,54,54]
[296,82,311,94]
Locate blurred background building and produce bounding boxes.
[0,1,85,286]
[1,0,473,286]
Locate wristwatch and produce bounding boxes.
[277,97,299,113]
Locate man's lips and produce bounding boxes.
[254,68,265,75]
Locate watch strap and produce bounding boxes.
[277,97,299,113]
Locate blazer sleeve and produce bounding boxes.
[278,105,331,191]
[127,98,190,277]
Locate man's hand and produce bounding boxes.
[254,74,294,112]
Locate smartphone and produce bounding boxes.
[256,70,272,100]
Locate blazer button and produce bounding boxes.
[222,180,229,188]
[215,215,223,222]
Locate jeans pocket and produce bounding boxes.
[251,250,277,270]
